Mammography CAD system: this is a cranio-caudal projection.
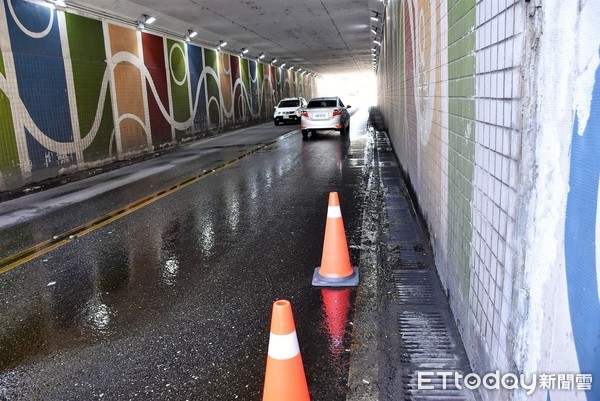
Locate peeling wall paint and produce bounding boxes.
[529,1,600,400]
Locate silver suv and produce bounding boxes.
[273,97,307,125]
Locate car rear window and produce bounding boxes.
[307,99,337,108]
[278,100,299,107]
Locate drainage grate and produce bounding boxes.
[374,128,479,401]
[398,311,455,353]
[396,308,475,400]
[393,271,436,305]
[381,171,399,179]
[403,375,469,401]
[387,206,414,223]
[378,156,394,164]
[391,269,478,400]
[388,223,422,243]
[377,146,393,152]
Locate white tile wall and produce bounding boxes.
[378,0,527,389]
[471,0,524,372]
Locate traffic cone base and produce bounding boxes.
[312,265,359,287]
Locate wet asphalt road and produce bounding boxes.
[0,108,373,400]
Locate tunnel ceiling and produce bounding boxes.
[79,0,385,76]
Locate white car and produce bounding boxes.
[273,97,307,125]
[301,97,351,138]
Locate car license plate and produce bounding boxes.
[314,113,327,119]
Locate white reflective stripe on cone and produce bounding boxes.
[268,331,300,360]
[327,206,342,218]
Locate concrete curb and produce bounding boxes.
[346,129,382,401]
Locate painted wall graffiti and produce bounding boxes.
[564,48,600,401]
[0,0,316,191]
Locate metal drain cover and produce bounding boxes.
[392,270,478,401]
[393,271,436,304]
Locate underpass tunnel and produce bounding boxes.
[0,1,599,401]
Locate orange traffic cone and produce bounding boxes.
[312,192,359,287]
[262,300,310,401]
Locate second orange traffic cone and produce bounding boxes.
[312,192,359,287]
[262,300,310,401]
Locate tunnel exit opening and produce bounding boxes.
[317,73,377,108]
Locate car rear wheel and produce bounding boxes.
[302,129,309,138]
[274,120,280,126]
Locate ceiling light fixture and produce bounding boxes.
[374,40,381,45]
[240,48,249,56]
[218,40,227,48]
[271,58,278,64]
[143,14,155,25]
[258,52,265,59]
[188,30,197,38]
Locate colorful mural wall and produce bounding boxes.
[562,59,600,401]
[0,0,316,191]
[378,0,599,400]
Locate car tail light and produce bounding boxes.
[301,111,308,117]
[332,109,341,116]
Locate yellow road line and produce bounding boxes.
[0,141,276,276]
